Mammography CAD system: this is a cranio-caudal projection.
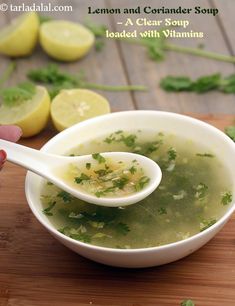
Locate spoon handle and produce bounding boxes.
[0,139,51,174]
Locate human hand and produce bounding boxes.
[0,125,22,170]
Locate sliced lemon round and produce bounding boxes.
[0,86,50,137]
[0,12,39,57]
[51,89,110,131]
[39,20,95,61]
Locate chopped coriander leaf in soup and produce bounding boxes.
[41,130,233,249]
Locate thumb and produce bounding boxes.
[0,125,22,142]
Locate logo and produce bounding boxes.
[0,3,8,11]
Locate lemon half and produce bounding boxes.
[0,12,39,57]
[51,89,111,131]
[0,86,50,137]
[39,20,95,61]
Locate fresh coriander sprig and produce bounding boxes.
[85,20,107,52]
[27,64,147,98]
[160,73,235,94]
[86,20,235,64]
[0,82,36,106]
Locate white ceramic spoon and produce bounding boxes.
[0,139,162,207]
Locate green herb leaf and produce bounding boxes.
[74,173,91,184]
[225,126,235,141]
[86,163,91,170]
[115,222,130,236]
[95,40,105,52]
[220,74,235,93]
[168,147,177,161]
[221,191,232,205]
[133,140,163,156]
[113,176,129,190]
[94,168,112,177]
[115,130,123,134]
[128,166,137,174]
[158,207,167,215]
[160,76,193,92]
[181,299,195,306]
[57,191,73,203]
[121,134,137,147]
[28,64,76,84]
[79,211,113,223]
[135,176,150,191]
[59,226,91,243]
[92,153,106,163]
[140,33,167,62]
[1,82,36,106]
[160,74,221,93]
[160,73,235,94]
[200,219,217,232]
[104,132,138,148]
[95,187,115,198]
[27,64,82,98]
[104,135,115,144]
[43,201,56,216]
[192,73,221,93]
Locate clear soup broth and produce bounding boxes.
[41,130,233,249]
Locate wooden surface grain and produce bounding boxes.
[1,0,235,305]
[0,114,235,306]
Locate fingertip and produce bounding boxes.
[0,150,7,169]
[0,125,22,142]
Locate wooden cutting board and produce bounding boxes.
[0,114,235,306]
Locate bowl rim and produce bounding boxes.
[25,110,235,253]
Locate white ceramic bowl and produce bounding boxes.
[25,111,235,268]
